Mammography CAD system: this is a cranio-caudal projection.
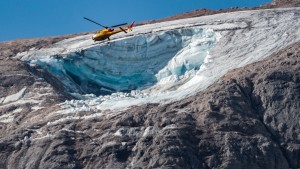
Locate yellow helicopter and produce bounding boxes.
[84,17,134,41]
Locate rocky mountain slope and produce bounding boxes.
[0,1,300,169]
[266,0,300,7]
[1,38,299,169]
[139,0,300,25]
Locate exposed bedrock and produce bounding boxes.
[1,39,299,168]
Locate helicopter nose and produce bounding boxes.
[92,35,97,40]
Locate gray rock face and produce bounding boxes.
[266,0,300,7]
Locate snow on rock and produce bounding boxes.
[0,87,26,104]
[142,126,157,138]
[15,8,300,113]
[0,113,15,123]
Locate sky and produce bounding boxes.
[0,0,271,42]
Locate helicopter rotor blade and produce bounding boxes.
[119,27,128,34]
[110,23,128,28]
[83,17,108,29]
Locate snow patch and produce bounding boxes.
[1,87,26,104]
[31,133,53,141]
[142,126,157,137]
[0,113,14,123]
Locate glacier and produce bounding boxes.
[15,8,300,112]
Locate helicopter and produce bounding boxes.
[84,17,135,42]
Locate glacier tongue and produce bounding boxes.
[16,8,300,111]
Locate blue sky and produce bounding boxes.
[0,0,271,42]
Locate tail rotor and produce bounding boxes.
[127,21,135,32]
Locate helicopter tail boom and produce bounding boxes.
[127,21,135,31]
